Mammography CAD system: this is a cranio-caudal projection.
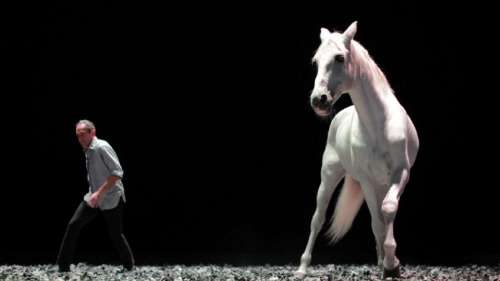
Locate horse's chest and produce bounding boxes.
[330,108,393,186]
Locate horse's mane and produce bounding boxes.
[349,39,394,95]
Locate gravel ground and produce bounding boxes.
[0,264,499,281]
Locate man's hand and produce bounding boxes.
[88,191,102,208]
[87,175,120,208]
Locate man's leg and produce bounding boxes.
[57,201,97,272]
[102,199,135,270]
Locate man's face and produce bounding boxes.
[75,124,95,149]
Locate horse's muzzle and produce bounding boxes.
[311,93,333,117]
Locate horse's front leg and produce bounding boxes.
[295,150,344,278]
[381,166,410,278]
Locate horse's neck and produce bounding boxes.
[348,55,400,145]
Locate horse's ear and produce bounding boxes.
[320,28,330,41]
[343,21,358,47]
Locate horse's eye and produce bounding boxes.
[335,55,345,63]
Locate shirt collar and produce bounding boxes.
[85,137,98,151]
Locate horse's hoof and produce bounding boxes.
[294,270,306,279]
[383,265,400,279]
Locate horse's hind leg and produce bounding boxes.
[295,150,344,278]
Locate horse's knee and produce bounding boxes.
[381,200,398,220]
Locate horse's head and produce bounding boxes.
[310,21,357,117]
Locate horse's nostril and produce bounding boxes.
[320,94,327,104]
[312,96,320,107]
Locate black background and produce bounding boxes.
[2,1,500,266]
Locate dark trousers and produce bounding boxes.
[56,198,134,268]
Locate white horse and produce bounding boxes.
[296,21,419,279]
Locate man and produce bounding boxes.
[57,120,134,272]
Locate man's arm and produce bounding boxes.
[88,175,121,208]
[99,144,124,178]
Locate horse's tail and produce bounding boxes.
[326,175,364,243]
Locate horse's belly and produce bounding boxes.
[344,149,391,186]
[365,155,391,186]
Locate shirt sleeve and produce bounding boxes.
[98,144,124,178]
